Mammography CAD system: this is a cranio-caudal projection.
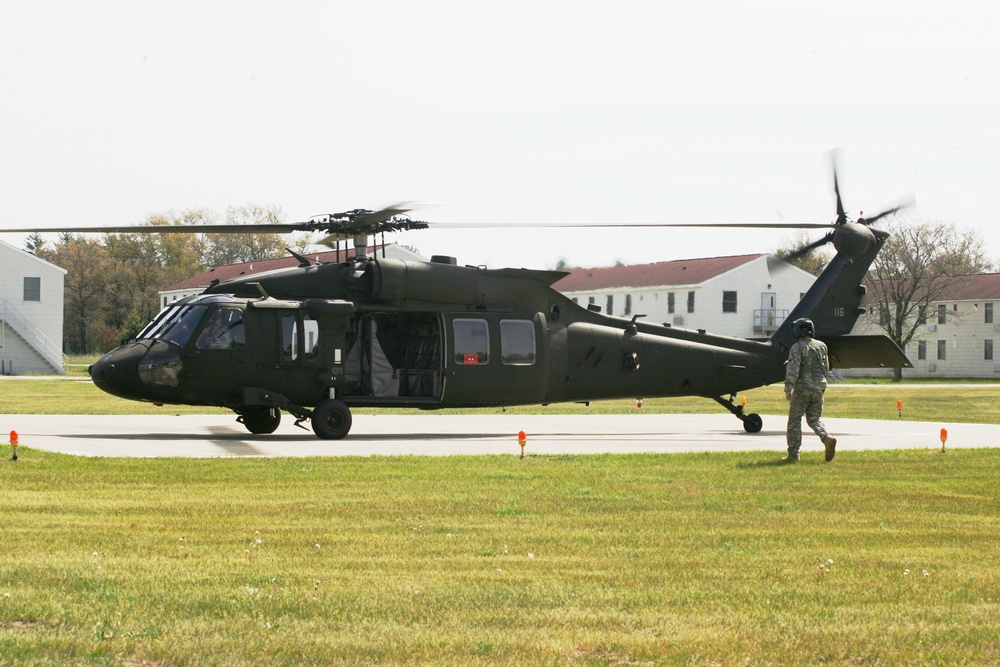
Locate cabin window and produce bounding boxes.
[722,291,737,313]
[917,341,926,360]
[986,303,994,324]
[303,315,320,360]
[500,320,536,366]
[282,314,299,361]
[23,277,40,302]
[278,313,319,362]
[453,318,489,365]
[196,308,245,350]
[986,339,994,361]
[937,340,947,361]
[687,291,695,314]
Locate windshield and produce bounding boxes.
[138,304,208,348]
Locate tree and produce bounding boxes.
[23,232,49,257]
[865,217,996,381]
[773,231,831,276]
[48,236,113,354]
[102,213,207,329]
[201,204,289,266]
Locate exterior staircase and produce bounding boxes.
[0,297,67,375]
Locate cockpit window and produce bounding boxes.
[139,305,208,348]
[196,308,245,350]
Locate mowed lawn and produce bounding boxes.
[1,447,998,666]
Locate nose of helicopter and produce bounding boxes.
[89,343,149,401]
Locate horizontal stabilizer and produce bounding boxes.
[826,335,912,369]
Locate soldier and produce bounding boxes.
[783,318,837,463]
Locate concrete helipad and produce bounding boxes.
[2,412,997,458]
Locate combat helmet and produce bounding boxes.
[791,317,815,339]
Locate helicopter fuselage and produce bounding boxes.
[89,256,793,437]
[90,222,911,440]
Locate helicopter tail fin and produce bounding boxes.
[770,227,909,369]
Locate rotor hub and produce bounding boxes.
[832,222,877,256]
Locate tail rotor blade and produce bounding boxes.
[831,153,847,226]
[784,232,834,261]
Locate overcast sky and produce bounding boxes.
[2,1,998,270]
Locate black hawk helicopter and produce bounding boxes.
[8,169,911,439]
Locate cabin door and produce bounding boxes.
[444,314,547,404]
[343,313,443,400]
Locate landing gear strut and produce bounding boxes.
[713,394,763,433]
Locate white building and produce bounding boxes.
[0,239,66,374]
[555,254,817,338]
[848,273,1000,379]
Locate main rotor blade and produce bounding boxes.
[1,220,840,235]
[421,221,837,230]
[0,223,308,234]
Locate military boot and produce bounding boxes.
[824,437,837,462]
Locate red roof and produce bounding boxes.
[555,254,764,292]
[864,273,1000,303]
[162,247,381,292]
[944,273,1000,300]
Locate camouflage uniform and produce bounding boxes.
[784,336,832,457]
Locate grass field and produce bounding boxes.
[2,377,998,664]
[1,448,998,666]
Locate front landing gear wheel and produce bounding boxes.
[240,408,281,434]
[311,399,352,440]
[742,413,763,433]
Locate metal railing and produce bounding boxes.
[0,297,68,374]
[753,308,788,335]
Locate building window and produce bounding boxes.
[917,341,926,360]
[23,277,41,302]
[937,340,947,361]
[986,303,994,324]
[588,296,595,307]
[917,306,927,325]
[624,294,632,316]
[722,291,737,313]
[606,295,614,316]
[667,292,675,314]
[687,291,695,314]
[986,339,994,361]
[937,305,947,325]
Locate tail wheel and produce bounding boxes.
[311,399,352,440]
[240,407,281,434]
